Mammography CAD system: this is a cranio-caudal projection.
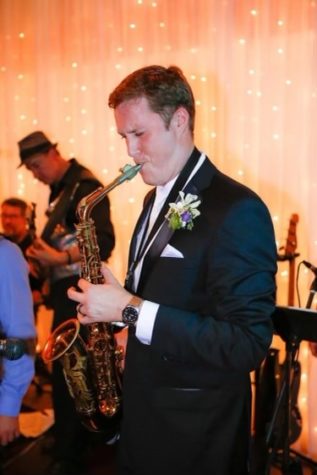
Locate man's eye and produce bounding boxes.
[135,132,144,137]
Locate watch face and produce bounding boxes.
[122,305,138,325]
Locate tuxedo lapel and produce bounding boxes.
[136,148,203,293]
[142,147,202,249]
[128,188,156,268]
[141,180,200,279]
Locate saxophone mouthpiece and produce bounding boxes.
[77,163,142,221]
[118,163,142,183]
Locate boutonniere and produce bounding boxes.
[165,191,201,231]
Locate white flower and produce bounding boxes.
[165,191,201,231]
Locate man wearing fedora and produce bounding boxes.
[18,130,115,475]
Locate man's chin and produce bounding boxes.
[140,169,156,186]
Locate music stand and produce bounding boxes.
[264,306,317,474]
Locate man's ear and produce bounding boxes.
[171,106,190,133]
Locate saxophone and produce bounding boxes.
[42,163,141,436]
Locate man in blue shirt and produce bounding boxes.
[0,236,36,448]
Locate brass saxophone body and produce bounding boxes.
[42,164,141,435]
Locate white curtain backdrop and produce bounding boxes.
[0,0,316,456]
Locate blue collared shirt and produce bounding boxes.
[0,238,36,416]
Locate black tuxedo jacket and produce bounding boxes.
[119,151,277,475]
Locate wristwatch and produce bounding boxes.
[122,295,143,326]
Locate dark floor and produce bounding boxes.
[1,368,117,475]
[1,368,316,475]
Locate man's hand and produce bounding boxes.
[0,415,20,446]
[26,238,68,267]
[67,264,132,324]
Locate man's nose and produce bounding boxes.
[126,138,140,159]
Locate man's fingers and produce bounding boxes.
[101,264,119,286]
[67,286,84,303]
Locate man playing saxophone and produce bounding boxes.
[68,65,277,475]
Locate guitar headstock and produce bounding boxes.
[278,213,300,260]
[26,202,37,241]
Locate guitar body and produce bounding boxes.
[254,349,302,448]
[253,214,302,464]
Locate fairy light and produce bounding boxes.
[1,0,317,454]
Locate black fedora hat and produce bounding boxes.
[17,131,57,167]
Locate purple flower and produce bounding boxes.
[181,211,192,223]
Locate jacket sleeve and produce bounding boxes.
[151,197,277,375]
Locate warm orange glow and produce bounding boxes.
[0,0,316,457]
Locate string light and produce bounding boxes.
[1,0,316,455]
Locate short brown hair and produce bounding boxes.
[2,197,28,215]
[108,65,195,134]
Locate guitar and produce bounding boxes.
[277,213,300,306]
[25,203,48,308]
[254,214,302,451]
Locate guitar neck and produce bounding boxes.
[279,213,299,306]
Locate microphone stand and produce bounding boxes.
[305,276,317,310]
[290,275,317,474]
